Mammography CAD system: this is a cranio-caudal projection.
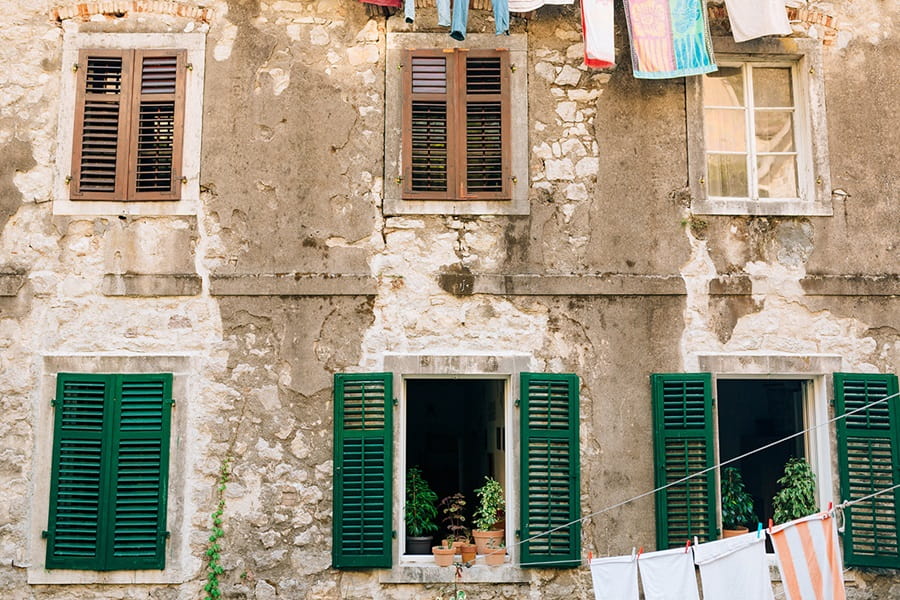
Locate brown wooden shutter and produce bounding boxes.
[127,50,186,201]
[70,50,133,200]
[401,48,510,202]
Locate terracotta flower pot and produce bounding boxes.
[484,548,506,566]
[472,529,504,554]
[460,543,477,564]
[723,526,749,538]
[432,546,456,567]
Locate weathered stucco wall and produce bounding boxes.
[0,0,897,598]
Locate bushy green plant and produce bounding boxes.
[439,492,469,543]
[720,466,755,530]
[773,457,817,524]
[405,467,438,537]
[473,477,505,531]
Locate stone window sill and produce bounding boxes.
[691,198,833,217]
[379,560,529,584]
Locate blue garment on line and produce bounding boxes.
[450,0,509,40]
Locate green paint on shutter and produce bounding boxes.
[651,373,716,549]
[520,372,580,568]
[835,372,900,569]
[46,373,172,571]
[333,373,393,568]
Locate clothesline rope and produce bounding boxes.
[507,388,900,558]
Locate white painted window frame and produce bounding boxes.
[54,32,206,217]
[687,37,832,216]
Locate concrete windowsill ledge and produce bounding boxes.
[380,563,530,584]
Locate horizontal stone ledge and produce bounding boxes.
[801,274,900,296]
[0,272,27,296]
[709,274,752,295]
[103,273,202,297]
[472,274,687,296]
[380,563,529,584]
[209,273,377,296]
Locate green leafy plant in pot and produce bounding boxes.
[472,477,505,555]
[773,457,817,525]
[721,466,755,537]
[405,466,438,554]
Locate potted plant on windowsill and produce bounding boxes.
[721,466,755,538]
[483,535,506,566]
[435,492,474,565]
[405,467,438,555]
[472,476,505,554]
[773,457,817,525]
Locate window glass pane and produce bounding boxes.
[703,67,744,107]
[757,154,798,198]
[752,67,793,107]
[707,154,748,197]
[755,110,795,152]
[704,108,746,152]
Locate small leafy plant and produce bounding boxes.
[405,466,438,537]
[473,477,505,531]
[720,466,755,530]
[439,492,469,543]
[204,457,231,600]
[773,457,817,524]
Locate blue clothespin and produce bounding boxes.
[756,522,763,539]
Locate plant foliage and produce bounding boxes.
[773,457,817,524]
[405,466,438,537]
[473,476,505,531]
[439,492,469,543]
[720,466,755,530]
[204,457,230,600]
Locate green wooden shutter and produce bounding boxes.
[835,372,900,568]
[46,373,172,571]
[46,374,110,569]
[520,372,580,568]
[333,373,393,568]
[107,374,172,570]
[651,373,716,549]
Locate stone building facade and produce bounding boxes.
[0,0,898,598]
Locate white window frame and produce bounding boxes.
[54,32,206,216]
[687,37,832,216]
[28,354,194,585]
[383,33,529,216]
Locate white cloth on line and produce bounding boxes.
[638,546,700,600]
[693,531,775,600]
[723,0,791,43]
[581,0,615,69]
[508,0,572,13]
[590,554,638,600]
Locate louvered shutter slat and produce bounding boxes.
[520,373,580,567]
[651,374,716,549]
[835,373,900,568]
[333,373,393,568]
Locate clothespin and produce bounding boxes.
[588,551,593,561]
[693,536,699,547]
[630,547,636,561]
[637,547,644,559]
[826,501,834,518]
[756,522,763,539]
[684,539,691,554]
[767,518,774,533]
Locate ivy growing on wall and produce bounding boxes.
[204,457,231,600]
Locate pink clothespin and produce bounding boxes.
[637,547,644,559]
[767,518,774,533]
[684,539,691,553]
[588,551,593,561]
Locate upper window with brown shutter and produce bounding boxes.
[385,34,528,216]
[70,49,186,202]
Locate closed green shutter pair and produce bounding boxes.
[332,372,580,569]
[46,373,172,571]
[651,372,900,569]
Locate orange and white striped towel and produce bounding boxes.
[770,513,846,600]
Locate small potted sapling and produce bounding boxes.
[773,457,818,524]
[720,466,755,537]
[472,477,505,555]
[434,492,470,566]
[405,467,438,555]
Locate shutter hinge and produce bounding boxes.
[510,64,517,73]
[72,63,79,72]
[395,176,403,184]
[511,176,518,184]
[41,530,48,539]
[699,176,705,185]
[515,529,521,539]
[392,530,397,539]
[50,398,58,408]
[165,531,171,539]
[186,63,194,71]
[397,63,403,70]
[180,176,188,184]
[166,398,176,407]
[65,175,72,185]
[514,399,520,408]
[393,398,399,407]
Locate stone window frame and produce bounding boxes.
[687,37,832,216]
[378,353,531,585]
[384,33,529,216]
[54,32,206,217]
[28,354,193,585]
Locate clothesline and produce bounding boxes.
[502,389,900,561]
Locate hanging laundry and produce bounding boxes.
[770,514,846,600]
[404,0,415,22]
[637,546,701,600]
[450,0,510,40]
[508,0,573,14]
[622,0,717,79]
[693,531,775,600]
[581,0,615,69]
[590,555,639,600]
[723,0,791,43]
[358,0,402,8]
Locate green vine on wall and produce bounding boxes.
[204,457,231,600]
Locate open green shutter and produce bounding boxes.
[520,372,580,567]
[333,373,393,568]
[106,374,172,570]
[46,374,110,569]
[651,373,716,549]
[835,372,900,568]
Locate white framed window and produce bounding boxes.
[687,38,831,216]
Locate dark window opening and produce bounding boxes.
[405,378,505,551]
[717,379,806,530]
